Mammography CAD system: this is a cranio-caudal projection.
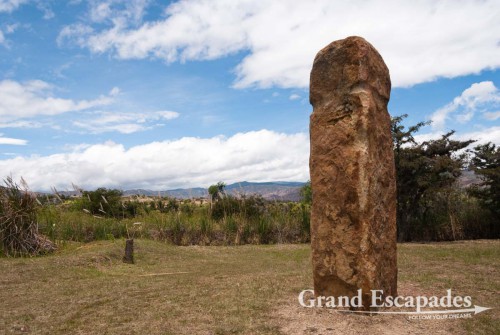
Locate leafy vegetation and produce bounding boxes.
[1,116,499,255]
[469,143,500,217]
[208,181,226,202]
[299,181,312,205]
[391,115,497,241]
[35,192,311,247]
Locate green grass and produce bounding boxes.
[36,202,311,246]
[398,241,499,335]
[0,240,498,334]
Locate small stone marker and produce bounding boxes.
[123,239,134,264]
[309,36,397,310]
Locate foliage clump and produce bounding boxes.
[300,181,311,205]
[468,143,500,237]
[0,177,56,256]
[469,142,500,216]
[391,114,497,241]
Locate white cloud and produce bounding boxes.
[0,23,20,47]
[73,121,146,134]
[5,23,19,33]
[57,24,94,47]
[0,120,43,128]
[0,0,54,17]
[415,126,500,148]
[0,136,27,145]
[73,110,179,134]
[89,1,112,22]
[457,127,500,146]
[88,0,149,24]
[0,0,28,13]
[36,1,54,20]
[289,94,300,101]
[0,129,309,191]
[0,79,115,121]
[109,86,120,96]
[431,81,500,129]
[484,111,500,121]
[58,0,500,89]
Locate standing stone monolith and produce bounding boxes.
[123,238,134,264]
[309,36,397,310]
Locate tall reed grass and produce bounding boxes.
[0,177,56,256]
[36,195,311,246]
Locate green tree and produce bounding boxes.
[300,181,312,205]
[391,114,430,169]
[469,142,500,218]
[208,181,226,202]
[391,115,474,241]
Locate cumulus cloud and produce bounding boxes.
[0,30,4,45]
[289,94,300,101]
[73,110,180,134]
[0,129,309,191]
[431,81,500,129]
[0,0,28,13]
[414,126,500,148]
[457,127,500,146]
[58,0,500,89]
[0,80,116,121]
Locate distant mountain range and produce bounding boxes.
[53,170,482,202]
[123,181,306,201]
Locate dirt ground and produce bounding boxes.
[1,240,498,334]
[274,282,472,335]
[273,240,499,335]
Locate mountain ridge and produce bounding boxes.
[122,181,306,201]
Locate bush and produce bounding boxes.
[0,177,55,256]
[81,188,123,218]
[211,195,265,221]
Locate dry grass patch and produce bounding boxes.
[0,240,498,334]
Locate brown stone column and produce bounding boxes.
[309,36,397,310]
[123,238,134,264]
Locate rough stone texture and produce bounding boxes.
[309,36,397,310]
[123,239,134,264]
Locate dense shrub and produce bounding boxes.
[211,195,266,221]
[36,194,310,246]
[0,178,55,256]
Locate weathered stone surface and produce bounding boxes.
[123,238,134,264]
[309,36,397,310]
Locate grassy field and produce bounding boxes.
[1,240,498,334]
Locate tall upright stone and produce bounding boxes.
[309,36,397,310]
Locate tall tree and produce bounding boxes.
[300,181,312,205]
[391,115,474,241]
[208,181,226,202]
[391,114,430,240]
[469,142,500,217]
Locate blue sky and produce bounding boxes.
[0,0,499,191]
